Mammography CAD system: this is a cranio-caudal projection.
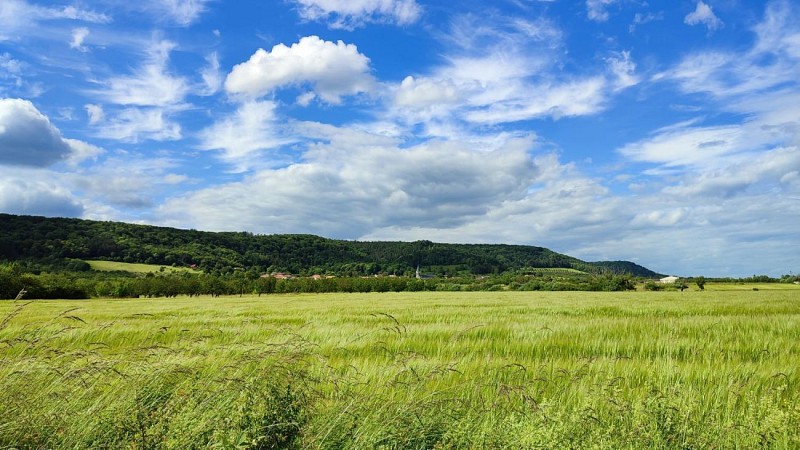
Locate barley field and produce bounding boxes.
[1,290,798,448]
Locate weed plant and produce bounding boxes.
[1,291,798,448]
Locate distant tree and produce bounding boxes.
[695,276,706,290]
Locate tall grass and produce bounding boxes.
[1,291,798,448]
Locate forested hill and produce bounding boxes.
[0,213,662,277]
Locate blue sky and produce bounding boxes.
[1,0,798,277]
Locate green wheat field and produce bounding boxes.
[1,289,799,448]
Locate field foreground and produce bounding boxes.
[1,291,799,449]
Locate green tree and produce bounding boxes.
[695,276,706,290]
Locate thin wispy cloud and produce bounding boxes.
[293,0,422,29]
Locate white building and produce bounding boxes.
[659,276,679,284]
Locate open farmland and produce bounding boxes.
[1,290,798,448]
[84,260,202,274]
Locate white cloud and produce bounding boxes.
[0,98,71,167]
[92,107,181,142]
[606,51,639,91]
[684,1,723,32]
[0,53,21,75]
[138,0,211,26]
[445,14,562,54]
[663,146,800,198]
[198,100,294,170]
[751,0,800,56]
[49,5,111,23]
[154,107,799,277]
[386,15,635,130]
[293,0,421,29]
[0,0,110,41]
[586,0,615,22]
[85,104,104,124]
[631,208,688,228]
[200,52,222,96]
[619,123,748,168]
[565,192,799,277]
[69,27,90,51]
[645,2,800,172]
[94,40,188,107]
[164,173,190,184]
[64,138,104,166]
[0,53,23,92]
[160,133,538,236]
[225,36,374,104]
[629,12,663,33]
[359,152,621,247]
[296,91,317,106]
[69,155,184,209]
[462,76,608,124]
[395,76,459,108]
[0,172,83,217]
[0,152,188,220]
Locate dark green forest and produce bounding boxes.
[0,213,670,298]
[0,213,659,277]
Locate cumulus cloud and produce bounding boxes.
[0,98,71,167]
[160,133,538,236]
[359,152,621,247]
[69,155,183,209]
[684,1,723,32]
[225,36,374,103]
[293,0,421,29]
[0,175,83,217]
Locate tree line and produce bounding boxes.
[1,262,646,299]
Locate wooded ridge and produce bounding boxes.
[0,213,661,277]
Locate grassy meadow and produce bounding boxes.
[84,260,202,274]
[1,290,798,448]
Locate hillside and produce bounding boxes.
[0,213,662,277]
